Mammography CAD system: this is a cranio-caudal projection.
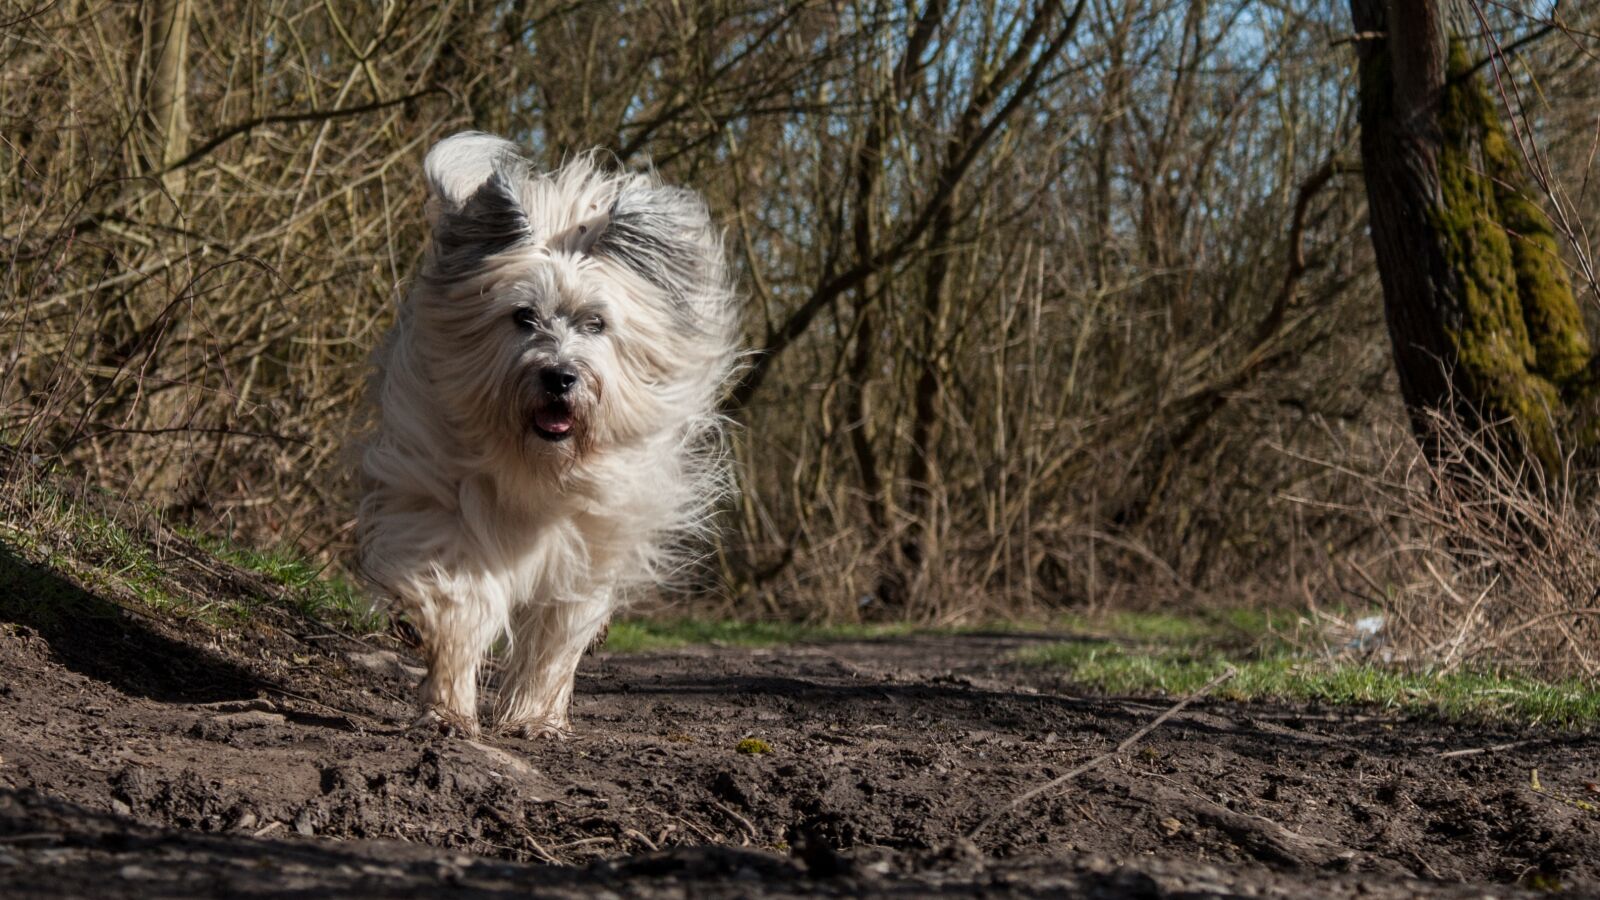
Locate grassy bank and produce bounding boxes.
[609,608,1600,729]
[0,477,378,635]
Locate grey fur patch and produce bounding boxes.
[428,165,531,281]
[589,185,712,330]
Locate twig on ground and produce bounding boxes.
[1410,848,1444,879]
[1145,781,1356,866]
[261,687,373,730]
[709,799,760,846]
[549,836,614,853]
[620,827,660,852]
[1437,739,1541,759]
[967,666,1238,839]
[649,806,720,843]
[520,832,562,865]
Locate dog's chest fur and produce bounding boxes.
[455,444,682,605]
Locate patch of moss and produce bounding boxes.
[1431,39,1592,467]
[1458,48,1589,385]
[736,737,773,755]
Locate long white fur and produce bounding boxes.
[357,133,739,736]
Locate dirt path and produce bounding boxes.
[2,558,1597,897]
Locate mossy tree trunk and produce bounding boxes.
[1349,0,1597,472]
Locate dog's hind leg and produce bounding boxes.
[494,595,613,738]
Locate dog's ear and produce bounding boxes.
[586,180,719,312]
[423,132,530,277]
[570,205,611,256]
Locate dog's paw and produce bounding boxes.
[411,708,479,739]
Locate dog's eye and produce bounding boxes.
[584,315,605,335]
[511,307,539,330]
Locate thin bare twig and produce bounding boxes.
[708,799,759,846]
[1437,739,1542,759]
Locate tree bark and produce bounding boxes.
[1349,0,1594,471]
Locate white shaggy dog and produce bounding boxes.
[357,132,739,737]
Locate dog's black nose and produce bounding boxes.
[540,365,579,395]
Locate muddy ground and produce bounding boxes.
[2,549,1598,898]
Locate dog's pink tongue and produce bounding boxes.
[535,408,573,434]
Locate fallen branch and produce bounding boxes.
[967,666,1237,839]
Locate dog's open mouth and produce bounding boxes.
[533,403,575,442]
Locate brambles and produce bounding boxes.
[1350,410,1600,682]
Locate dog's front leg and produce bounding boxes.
[412,598,498,737]
[495,595,613,738]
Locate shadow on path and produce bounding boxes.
[0,542,262,704]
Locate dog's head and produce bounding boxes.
[408,133,738,465]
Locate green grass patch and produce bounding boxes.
[1053,607,1276,648]
[1019,639,1600,729]
[604,608,1276,655]
[607,608,1599,728]
[184,531,384,634]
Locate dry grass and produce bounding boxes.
[1322,412,1600,680]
